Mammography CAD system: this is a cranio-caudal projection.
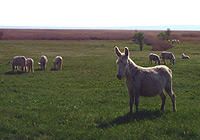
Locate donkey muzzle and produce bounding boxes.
[117,74,122,80]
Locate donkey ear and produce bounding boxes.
[124,47,129,57]
[114,46,121,57]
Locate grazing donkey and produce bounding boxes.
[149,53,160,65]
[53,56,63,70]
[161,51,175,65]
[12,56,27,72]
[38,55,48,70]
[26,58,34,73]
[114,46,176,113]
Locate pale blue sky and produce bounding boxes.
[1,0,200,27]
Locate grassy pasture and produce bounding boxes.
[0,40,200,139]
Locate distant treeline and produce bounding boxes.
[0,29,200,42]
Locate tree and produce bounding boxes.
[133,32,145,51]
[165,28,171,37]
[157,32,167,41]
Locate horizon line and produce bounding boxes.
[0,25,200,31]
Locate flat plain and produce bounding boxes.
[0,30,200,139]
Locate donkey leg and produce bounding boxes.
[32,67,34,73]
[165,88,176,111]
[12,64,15,72]
[169,59,172,65]
[163,59,166,65]
[170,90,176,111]
[21,66,23,72]
[129,91,134,113]
[135,96,139,113]
[160,91,166,110]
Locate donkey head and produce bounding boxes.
[114,46,129,80]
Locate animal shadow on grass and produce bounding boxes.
[98,110,165,129]
[35,68,44,71]
[5,71,24,75]
[50,68,57,71]
[35,68,57,71]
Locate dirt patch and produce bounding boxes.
[144,34,173,51]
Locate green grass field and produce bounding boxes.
[0,40,200,140]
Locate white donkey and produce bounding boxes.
[53,56,63,70]
[38,55,48,70]
[115,46,176,113]
[149,53,160,65]
[12,56,27,72]
[26,58,34,73]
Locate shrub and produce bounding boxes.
[157,32,168,41]
[133,32,145,51]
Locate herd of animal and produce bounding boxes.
[9,45,190,113]
[10,50,190,75]
[10,55,63,73]
[168,39,180,44]
[149,51,190,65]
